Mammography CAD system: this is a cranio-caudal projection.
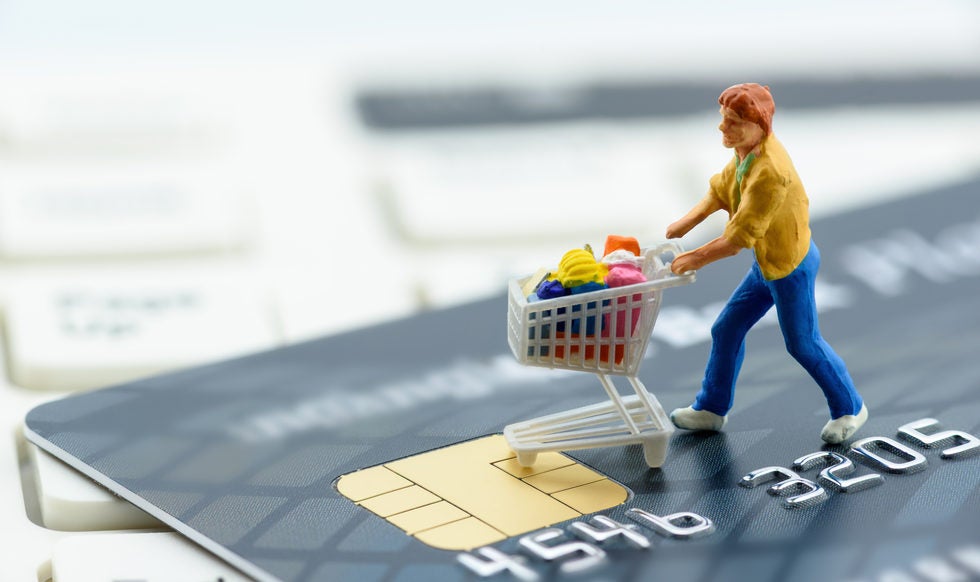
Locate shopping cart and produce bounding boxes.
[504,242,695,468]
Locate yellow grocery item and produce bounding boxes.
[556,248,607,287]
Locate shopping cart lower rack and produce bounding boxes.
[505,242,695,468]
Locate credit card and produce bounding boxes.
[24,176,980,581]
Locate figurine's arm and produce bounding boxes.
[666,189,732,274]
[666,195,723,239]
[670,235,742,274]
[670,163,788,275]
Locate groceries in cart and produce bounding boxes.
[525,236,648,364]
[504,239,695,468]
[527,235,646,301]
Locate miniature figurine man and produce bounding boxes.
[667,83,868,444]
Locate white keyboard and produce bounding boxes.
[4,3,980,578]
[0,64,430,581]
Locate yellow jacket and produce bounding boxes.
[706,134,811,280]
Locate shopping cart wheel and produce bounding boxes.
[516,451,538,467]
[642,436,668,468]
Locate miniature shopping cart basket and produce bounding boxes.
[505,242,695,468]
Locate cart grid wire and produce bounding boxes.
[507,244,693,376]
[504,243,695,468]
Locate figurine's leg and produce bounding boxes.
[770,243,864,420]
[692,264,774,416]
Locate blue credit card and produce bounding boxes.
[24,176,980,582]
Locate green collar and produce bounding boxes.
[736,152,756,185]
[733,152,756,211]
[732,152,755,212]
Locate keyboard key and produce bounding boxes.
[0,161,253,259]
[3,265,282,391]
[27,442,162,531]
[40,532,250,582]
[0,69,232,156]
[4,400,68,582]
[372,124,693,243]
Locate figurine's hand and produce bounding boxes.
[670,250,703,275]
[670,237,741,275]
[665,218,694,239]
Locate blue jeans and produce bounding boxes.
[692,241,863,420]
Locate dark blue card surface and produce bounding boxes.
[25,176,980,581]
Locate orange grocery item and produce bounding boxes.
[603,235,641,258]
[553,332,627,364]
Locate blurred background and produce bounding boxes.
[2,0,980,579]
[2,1,980,348]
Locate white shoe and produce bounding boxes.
[820,404,869,444]
[670,406,727,431]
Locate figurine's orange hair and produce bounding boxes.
[718,83,775,136]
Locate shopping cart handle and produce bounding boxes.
[647,242,697,287]
[644,241,695,287]
[649,241,686,261]
[667,267,697,284]
[671,266,697,277]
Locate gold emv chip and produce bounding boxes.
[336,435,629,550]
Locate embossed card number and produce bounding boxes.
[458,418,977,579]
[741,418,979,509]
[458,510,715,580]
